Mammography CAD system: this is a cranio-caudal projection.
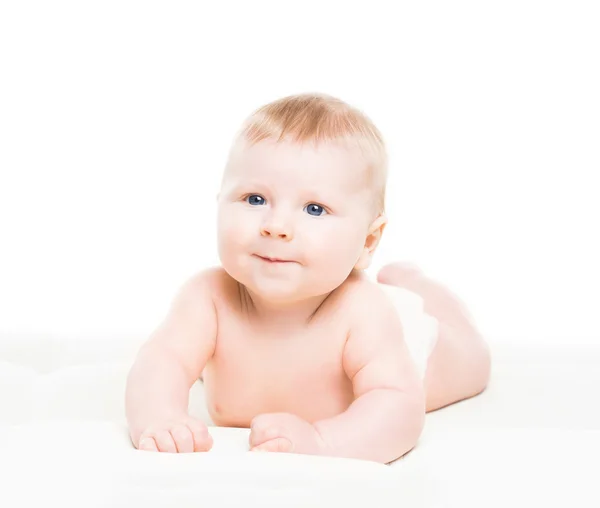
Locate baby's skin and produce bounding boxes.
[125,137,491,464]
[127,266,425,464]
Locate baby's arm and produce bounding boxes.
[313,290,426,464]
[125,270,218,452]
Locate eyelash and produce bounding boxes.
[242,194,330,215]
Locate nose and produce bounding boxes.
[260,212,293,240]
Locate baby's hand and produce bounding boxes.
[136,415,213,453]
[249,413,327,455]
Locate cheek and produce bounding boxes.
[304,221,363,269]
[217,208,244,257]
[219,207,249,240]
[217,207,264,272]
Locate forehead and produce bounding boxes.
[224,138,369,194]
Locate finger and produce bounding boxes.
[249,423,276,448]
[249,417,264,448]
[251,437,293,453]
[170,424,194,453]
[185,419,213,452]
[249,415,281,447]
[138,437,158,452]
[250,425,285,448]
[152,429,178,453]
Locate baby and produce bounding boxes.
[125,93,491,464]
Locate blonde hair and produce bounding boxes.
[229,93,388,215]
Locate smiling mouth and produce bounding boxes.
[254,255,295,264]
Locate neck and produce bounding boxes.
[239,284,331,328]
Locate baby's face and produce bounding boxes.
[216,138,377,303]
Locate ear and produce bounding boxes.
[354,214,387,271]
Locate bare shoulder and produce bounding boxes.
[178,266,225,296]
[186,266,245,310]
[337,271,401,326]
[174,266,237,307]
[339,272,423,395]
[137,267,228,382]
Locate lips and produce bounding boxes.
[254,254,295,264]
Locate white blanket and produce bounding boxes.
[1,333,599,507]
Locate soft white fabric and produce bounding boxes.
[378,283,439,379]
[1,332,600,507]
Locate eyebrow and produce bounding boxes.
[226,181,270,194]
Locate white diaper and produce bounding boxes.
[377,283,439,380]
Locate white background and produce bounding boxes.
[0,1,598,345]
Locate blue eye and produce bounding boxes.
[305,203,327,216]
[246,194,266,206]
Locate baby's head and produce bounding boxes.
[216,93,388,303]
